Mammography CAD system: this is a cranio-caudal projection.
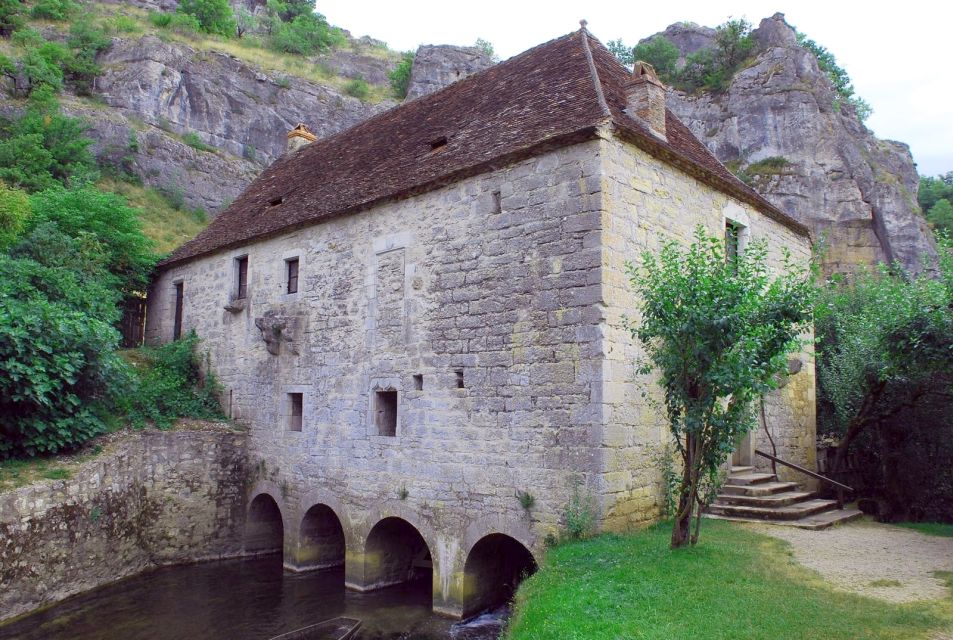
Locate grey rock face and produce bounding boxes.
[317,49,393,86]
[659,13,934,272]
[96,36,392,168]
[639,22,715,66]
[406,44,494,100]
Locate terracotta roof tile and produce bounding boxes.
[160,30,806,268]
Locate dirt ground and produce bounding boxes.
[750,519,953,604]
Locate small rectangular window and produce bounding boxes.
[725,221,741,265]
[172,281,184,340]
[289,393,303,432]
[375,390,398,437]
[413,374,423,391]
[236,256,248,299]
[286,257,299,294]
[455,369,465,389]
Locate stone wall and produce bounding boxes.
[0,428,249,624]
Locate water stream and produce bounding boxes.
[0,556,504,640]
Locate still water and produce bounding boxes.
[0,556,501,640]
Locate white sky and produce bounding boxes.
[321,1,952,177]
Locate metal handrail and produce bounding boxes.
[754,449,854,509]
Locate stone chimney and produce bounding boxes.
[624,61,667,141]
[286,123,316,154]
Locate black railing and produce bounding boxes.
[755,449,854,509]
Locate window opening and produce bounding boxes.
[236,256,248,299]
[173,281,184,340]
[286,257,299,294]
[289,393,303,431]
[375,390,398,436]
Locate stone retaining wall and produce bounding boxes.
[0,428,249,624]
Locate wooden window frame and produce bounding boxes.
[289,392,303,432]
[172,281,184,340]
[286,257,299,294]
[235,256,249,300]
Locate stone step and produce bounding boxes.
[725,472,778,486]
[705,508,864,531]
[730,465,755,474]
[721,481,801,497]
[714,490,815,508]
[707,498,839,521]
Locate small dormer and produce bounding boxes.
[624,61,667,141]
[286,123,317,155]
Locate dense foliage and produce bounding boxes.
[627,227,814,547]
[177,0,235,36]
[389,51,413,98]
[815,239,953,521]
[919,171,953,234]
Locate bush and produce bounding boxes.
[268,13,340,55]
[0,93,99,191]
[0,183,30,250]
[177,0,235,36]
[123,331,224,428]
[389,51,413,99]
[106,14,140,34]
[29,0,78,21]
[928,199,953,234]
[632,35,679,83]
[344,76,369,100]
[0,0,25,37]
[64,20,112,95]
[561,478,596,541]
[148,10,172,28]
[182,131,214,152]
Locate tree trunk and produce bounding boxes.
[671,434,697,549]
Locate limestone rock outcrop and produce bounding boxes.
[406,44,494,100]
[657,13,934,272]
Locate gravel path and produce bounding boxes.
[750,520,953,603]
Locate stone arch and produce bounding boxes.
[245,492,284,557]
[292,503,346,572]
[361,516,433,591]
[462,534,537,617]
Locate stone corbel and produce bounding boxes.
[224,297,246,313]
[254,310,298,356]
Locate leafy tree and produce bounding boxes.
[234,7,256,37]
[27,185,156,295]
[0,0,25,37]
[919,172,953,213]
[177,0,235,36]
[0,92,98,191]
[607,39,633,67]
[0,30,69,97]
[928,199,953,234]
[63,20,111,95]
[0,182,30,249]
[816,243,953,519]
[474,37,498,62]
[632,36,679,83]
[268,12,340,55]
[266,0,316,22]
[389,51,413,99]
[627,226,814,547]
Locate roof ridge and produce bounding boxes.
[579,29,611,119]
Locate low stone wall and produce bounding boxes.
[0,428,249,624]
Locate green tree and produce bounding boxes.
[0,182,30,249]
[607,38,633,67]
[919,172,953,212]
[0,0,25,37]
[627,226,814,547]
[389,51,413,99]
[0,92,98,191]
[177,0,235,36]
[474,37,498,62]
[928,199,953,234]
[64,20,111,95]
[816,244,953,519]
[632,35,679,83]
[234,7,256,37]
[268,13,340,55]
[29,0,76,20]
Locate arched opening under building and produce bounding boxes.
[462,534,537,617]
[363,517,433,592]
[245,493,284,557]
[296,504,346,571]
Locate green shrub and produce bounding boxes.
[29,0,78,21]
[0,183,31,249]
[928,199,953,234]
[64,20,112,95]
[0,0,25,37]
[561,478,596,541]
[344,76,369,100]
[797,31,872,122]
[182,131,214,152]
[123,331,224,428]
[147,11,172,28]
[177,0,235,36]
[389,51,413,98]
[107,14,140,34]
[0,93,99,191]
[632,35,679,82]
[268,13,341,55]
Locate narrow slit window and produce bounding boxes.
[429,136,448,151]
[375,390,398,437]
[286,257,299,294]
[289,393,303,431]
[413,374,423,391]
[492,190,502,214]
[172,281,184,340]
[236,256,248,299]
[725,221,741,265]
[455,369,465,389]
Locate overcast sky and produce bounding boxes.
[321,1,951,177]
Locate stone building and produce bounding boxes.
[145,27,816,617]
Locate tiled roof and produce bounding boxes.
[160,30,807,268]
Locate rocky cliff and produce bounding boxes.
[653,14,934,273]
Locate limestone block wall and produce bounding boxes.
[0,429,249,624]
[597,133,817,531]
[146,142,608,616]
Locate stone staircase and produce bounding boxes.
[706,466,863,530]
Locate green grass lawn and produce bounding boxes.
[894,522,953,538]
[507,520,953,640]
